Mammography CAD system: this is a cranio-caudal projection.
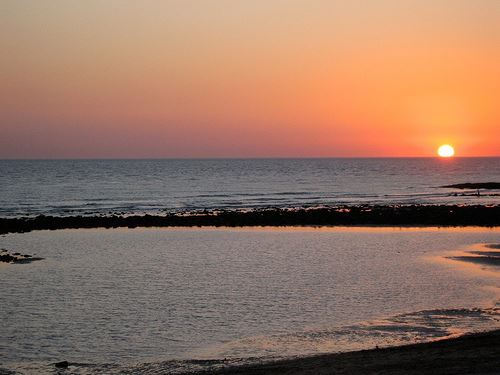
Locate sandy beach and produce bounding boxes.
[200,329,500,375]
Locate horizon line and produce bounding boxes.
[1,156,499,161]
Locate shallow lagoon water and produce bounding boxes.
[1,227,499,374]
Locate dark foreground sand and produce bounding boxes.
[201,330,500,375]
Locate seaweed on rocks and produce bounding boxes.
[0,205,499,235]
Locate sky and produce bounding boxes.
[0,0,499,158]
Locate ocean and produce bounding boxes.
[1,158,499,374]
[0,158,499,217]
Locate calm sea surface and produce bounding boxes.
[1,158,499,373]
[1,227,499,374]
[0,158,499,217]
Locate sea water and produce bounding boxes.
[1,227,499,374]
[0,158,499,217]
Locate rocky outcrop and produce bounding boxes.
[441,182,500,189]
[0,249,43,264]
[0,205,499,235]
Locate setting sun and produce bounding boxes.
[437,144,455,157]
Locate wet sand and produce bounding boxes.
[201,329,500,375]
[449,255,500,266]
[447,244,500,268]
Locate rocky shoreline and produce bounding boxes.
[0,205,499,234]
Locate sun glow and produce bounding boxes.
[437,144,455,157]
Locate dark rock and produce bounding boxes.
[0,205,499,234]
[0,250,42,264]
[54,361,69,368]
[0,254,15,263]
[441,182,500,189]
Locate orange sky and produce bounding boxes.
[1,0,499,158]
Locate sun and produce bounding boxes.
[437,144,455,157]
